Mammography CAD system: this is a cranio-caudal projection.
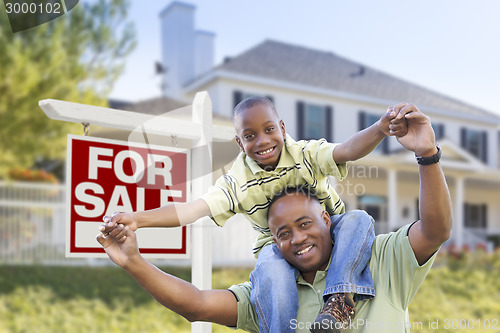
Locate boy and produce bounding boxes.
[101,97,407,332]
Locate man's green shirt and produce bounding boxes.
[229,224,438,333]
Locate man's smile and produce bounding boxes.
[295,244,314,256]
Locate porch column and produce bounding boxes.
[454,176,465,248]
[387,168,398,233]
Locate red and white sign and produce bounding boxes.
[66,135,190,258]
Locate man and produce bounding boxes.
[97,103,452,332]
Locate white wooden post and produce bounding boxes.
[39,92,228,333]
[190,92,213,333]
[38,98,234,142]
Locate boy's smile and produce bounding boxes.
[234,103,286,170]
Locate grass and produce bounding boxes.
[0,249,499,332]
[0,265,250,333]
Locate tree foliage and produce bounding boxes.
[0,0,136,179]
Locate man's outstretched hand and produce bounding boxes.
[391,103,436,156]
[96,224,139,268]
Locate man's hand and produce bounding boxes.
[392,103,436,156]
[96,224,139,268]
[100,212,138,235]
[377,106,408,137]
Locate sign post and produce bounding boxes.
[190,92,213,333]
[39,92,229,333]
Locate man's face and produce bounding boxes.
[268,193,333,278]
[234,103,286,170]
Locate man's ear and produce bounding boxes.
[235,135,244,151]
[272,235,278,245]
[280,120,286,140]
[322,210,331,228]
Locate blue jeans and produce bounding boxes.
[249,210,375,333]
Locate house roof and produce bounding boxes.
[214,40,499,121]
[109,97,187,115]
[109,96,233,127]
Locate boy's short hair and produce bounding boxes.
[267,185,320,220]
[233,96,279,119]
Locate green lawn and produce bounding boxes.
[0,249,499,333]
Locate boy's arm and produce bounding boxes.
[101,198,211,232]
[96,226,238,326]
[332,104,408,164]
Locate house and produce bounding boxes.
[109,2,500,263]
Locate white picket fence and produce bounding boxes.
[0,181,71,264]
[0,181,258,266]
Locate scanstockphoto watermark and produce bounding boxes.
[3,0,79,33]
[290,318,423,331]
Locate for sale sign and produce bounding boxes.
[66,135,190,258]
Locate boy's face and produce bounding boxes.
[234,103,286,170]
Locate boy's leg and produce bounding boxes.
[324,209,375,300]
[249,244,298,333]
[311,210,375,333]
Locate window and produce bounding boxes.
[358,195,387,222]
[460,128,488,163]
[233,90,273,108]
[431,123,445,140]
[358,111,389,153]
[296,101,332,141]
[464,203,487,229]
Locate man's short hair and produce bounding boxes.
[233,96,279,119]
[267,186,320,220]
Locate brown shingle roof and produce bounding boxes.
[111,97,187,115]
[110,96,233,126]
[216,40,499,121]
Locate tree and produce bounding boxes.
[0,0,136,179]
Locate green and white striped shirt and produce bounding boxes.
[201,134,347,256]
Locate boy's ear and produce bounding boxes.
[235,135,244,151]
[280,120,286,139]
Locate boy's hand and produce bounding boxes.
[100,212,138,236]
[377,105,408,137]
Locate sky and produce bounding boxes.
[107,0,500,115]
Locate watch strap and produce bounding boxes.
[416,146,441,165]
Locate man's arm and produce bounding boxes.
[333,105,408,164]
[96,226,238,326]
[393,104,452,265]
[101,198,211,232]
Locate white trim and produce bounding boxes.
[185,70,500,125]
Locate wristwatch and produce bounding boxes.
[416,146,441,165]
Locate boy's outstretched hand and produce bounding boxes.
[100,212,138,235]
[378,104,408,138]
